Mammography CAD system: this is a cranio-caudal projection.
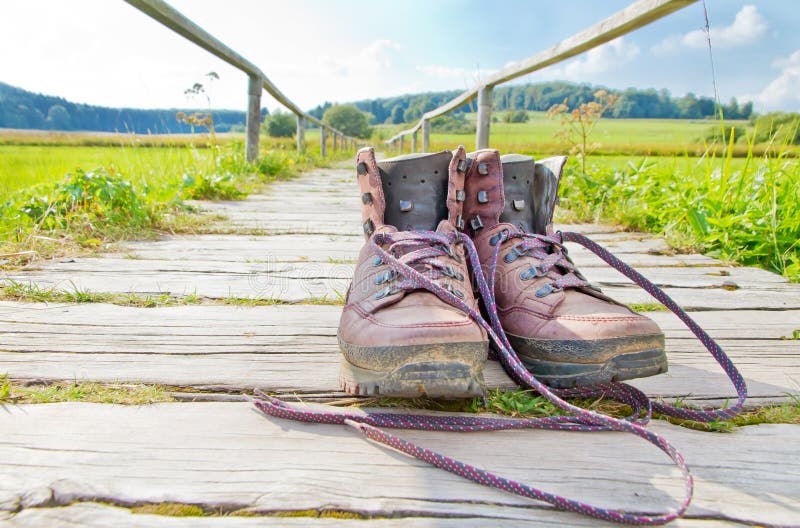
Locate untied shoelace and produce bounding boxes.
[251,229,748,525]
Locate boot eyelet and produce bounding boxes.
[375,286,400,300]
[535,283,562,298]
[440,282,465,299]
[521,265,547,280]
[504,245,525,263]
[374,270,397,285]
[489,229,510,246]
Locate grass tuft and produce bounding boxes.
[354,388,800,431]
[0,379,174,405]
[0,140,356,268]
[272,509,369,520]
[132,503,206,517]
[628,303,668,312]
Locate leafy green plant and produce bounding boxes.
[559,144,800,282]
[781,329,800,341]
[254,150,297,178]
[0,374,11,402]
[15,167,153,232]
[181,173,244,200]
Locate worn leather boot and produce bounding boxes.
[461,150,667,388]
[338,147,488,398]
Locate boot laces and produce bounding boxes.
[372,231,465,299]
[253,229,748,525]
[493,230,591,296]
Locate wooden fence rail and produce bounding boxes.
[386,0,696,153]
[123,0,361,161]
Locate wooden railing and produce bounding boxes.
[386,0,697,152]
[124,0,697,161]
[123,0,362,161]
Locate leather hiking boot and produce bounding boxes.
[461,150,667,388]
[337,147,488,398]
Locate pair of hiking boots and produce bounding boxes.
[338,147,668,398]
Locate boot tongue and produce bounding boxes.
[499,154,537,233]
[377,151,452,231]
[499,154,566,235]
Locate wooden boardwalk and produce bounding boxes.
[1,165,799,526]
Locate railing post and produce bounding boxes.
[320,126,327,158]
[411,131,418,153]
[399,135,404,154]
[422,119,430,152]
[245,75,261,162]
[296,115,305,153]
[476,85,492,150]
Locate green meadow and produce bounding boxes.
[1,119,798,282]
[0,131,351,263]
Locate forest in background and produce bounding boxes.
[1,80,754,134]
[309,81,753,125]
[0,82,263,133]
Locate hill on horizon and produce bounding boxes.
[0,82,266,134]
[309,81,754,126]
[1,80,755,134]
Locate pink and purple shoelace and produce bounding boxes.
[252,229,747,525]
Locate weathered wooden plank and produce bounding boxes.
[1,352,794,407]
[4,303,797,339]
[5,271,799,309]
[120,235,719,267]
[0,500,744,528]
[1,346,794,406]
[16,258,787,289]
[0,403,796,526]
[0,304,797,404]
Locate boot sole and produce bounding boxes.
[338,338,487,399]
[506,332,668,388]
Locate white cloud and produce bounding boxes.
[652,5,767,55]
[416,64,497,84]
[317,39,400,77]
[742,49,800,111]
[415,39,639,90]
[538,37,640,80]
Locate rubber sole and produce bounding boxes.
[507,332,668,388]
[338,338,487,399]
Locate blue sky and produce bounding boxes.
[1,1,798,112]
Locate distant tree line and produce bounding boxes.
[1,80,760,135]
[309,81,754,125]
[0,82,266,133]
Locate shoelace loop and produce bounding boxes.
[253,229,747,525]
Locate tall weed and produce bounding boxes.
[560,144,800,281]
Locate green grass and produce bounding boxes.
[0,377,174,405]
[0,136,355,266]
[438,111,732,150]
[378,111,796,157]
[380,114,800,282]
[628,303,669,312]
[0,280,346,307]
[132,503,205,517]
[355,388,800,431]
[557,150,800,282]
